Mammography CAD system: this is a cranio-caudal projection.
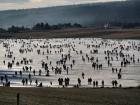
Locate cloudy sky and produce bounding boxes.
[0,0,126,10]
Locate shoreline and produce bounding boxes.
[0,86,139,89]
[1,28,140,39]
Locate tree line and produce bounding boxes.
[1,22,140,33]
[108,22,140,29]
[0,22,82,33]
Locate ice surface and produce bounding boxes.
[0,38,140,88]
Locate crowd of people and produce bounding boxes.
[0,38,139,88]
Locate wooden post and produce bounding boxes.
[17,93,20,105]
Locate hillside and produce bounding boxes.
[0,0,140,28]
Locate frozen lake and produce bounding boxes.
[0,38,140,88]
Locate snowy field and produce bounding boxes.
[0,38,140,88]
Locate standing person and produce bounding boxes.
[78,78,81,86]
[112,80,114,87]
[0,76,4,83]
[67,78,69,86]
[114,80,118,87]
[22,79,25,86]
[95,81,98,87]
[25,78,28,85]
[29,79,32,85]
[39,70,42,76]
[72,59,75,65]
[33,70,36,76]
[58,78,61,85]
[28,74,31,79]
[29,66,32,71]
[82,72,85,79]
[35,79,38,86]
[3,60,5,65]
[65,78,67,86]
[19,71,22,77]
[50,82,52,86]
[70,64,73,70]
[66,67,69,75]
[118,73,122,79]
[93,81,95,87]
[101,80,104,88]
[88,78,92,85]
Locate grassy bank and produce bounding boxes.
[0,87,140,105]
[1,28,140,39]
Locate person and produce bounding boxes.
[29,66,32,71]
[88,78,92,85]
[28,74,31,79]
[66,67,69,75]
[33,70,36,76]
[70,64,73,70]
[112,80,118,88]
[25,78,28,85]
[112,68,114,73]
[22,79,25,86]
[112,80,114,87]
[95,81,98,87]
[5,81,10,87]
[3,60,5,65]
[82,72,85,79]
[19,71,22,77]
[118,73,122,79]
[114,80,118,87]
[67,78,70,86]
[35,79,38,86]
[61,78,63,85]
[46,70,50,76]
[50,82,52,85]
[72,59,75,65]
[39,70,42,76]
[78,78,81,86]
[29,79,32,85]
[93,81,95,87]
[0,76,4,83]
[38,82,43,87]
[65,78,67,86]
[101,80,104,88]
[58,78,61,85]
[119,84,122,88]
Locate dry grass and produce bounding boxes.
[1,28,140,39]
[0,87,140,105]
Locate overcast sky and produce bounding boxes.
[0,0,126,10]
